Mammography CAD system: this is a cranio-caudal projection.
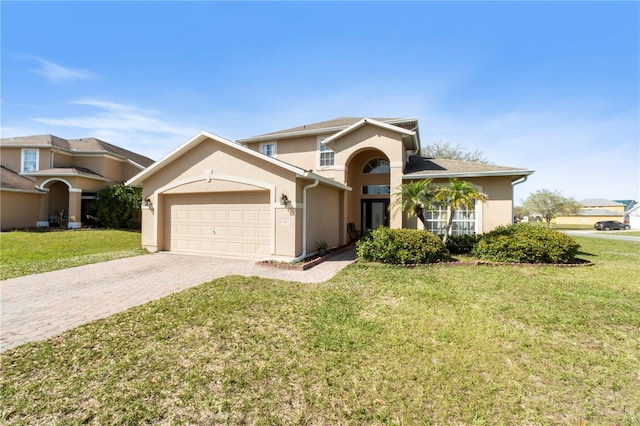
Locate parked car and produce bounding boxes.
[594,220,630,231]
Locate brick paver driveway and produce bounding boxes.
[1,249,356,351]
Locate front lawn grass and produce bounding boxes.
[0,230,145,280]
[1,237,639,424]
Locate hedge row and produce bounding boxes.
[356,223,580,265]
[356,227,450,265]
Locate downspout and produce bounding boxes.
[292,179,319,262]
[407,126,420,158]
[511,176,528,223]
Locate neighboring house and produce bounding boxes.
[626,202,640,230]
[555,198,626,225]
[0,135,154,230]
[127,117,534,260]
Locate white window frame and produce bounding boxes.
[21,148,39,173]
[318,137,335,168]
[425,202,479,236]
[259,142,276,157]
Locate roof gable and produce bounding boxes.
[321,118,418,150]
[126,131,350,191]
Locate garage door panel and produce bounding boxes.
[164,192,270,258]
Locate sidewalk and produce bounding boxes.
[1,248,357,352]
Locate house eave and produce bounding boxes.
[0,187,46,194]
[23,172,110,182]
[403,169,535,180]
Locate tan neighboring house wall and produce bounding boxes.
[0,135,153,230]
[555,198,625,225]
[128,117,533,260]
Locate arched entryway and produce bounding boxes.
[345,149,391,233]
[46,181,70,225]
[41,179,82,228]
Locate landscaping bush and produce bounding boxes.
[445,233,481,254]
[356,227,450,265]
[95,183,142,229]
[472,223,580,264]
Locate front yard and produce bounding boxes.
[1,236,638,424]
[0,230,145,280]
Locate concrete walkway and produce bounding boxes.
[0,249,357,352]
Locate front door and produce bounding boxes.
[362,199,390,232]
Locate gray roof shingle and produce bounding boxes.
[1,135,154,167]
[240,117,416,141]
[0,166,42,192]
[403,156,533,178]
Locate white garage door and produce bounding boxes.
[164,192,271,257]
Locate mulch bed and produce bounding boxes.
[256,244,354,271]
[396,258,594,268]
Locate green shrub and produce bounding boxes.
[472,223,580,264]
[445,233,481,254]
[96,183,142,229]
[356,227,450,265]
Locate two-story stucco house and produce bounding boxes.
[1,135,154,230]
[127,117,534,260]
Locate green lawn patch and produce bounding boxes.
[0,230,145,280]
[1,237,639,424]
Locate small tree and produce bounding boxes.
[392,179,438,228]
[522,189,581,228]
[95,183,142,229]
[513,205,529,222]
[436,178,488,244]
[421,140,489,164]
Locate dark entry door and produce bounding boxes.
[361,199,390,232]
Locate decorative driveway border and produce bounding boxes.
[0,249,356,352]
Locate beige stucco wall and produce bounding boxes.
[139,138,303,256]
[399,176,515,234]
[246,124,409,234]
[244,133,336,174]
[305,183,342,252]
[0,148,23,172]
[555,215,623,225]
[0,191,46,229]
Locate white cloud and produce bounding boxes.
[29,57,97,84]
[31,99,202,160]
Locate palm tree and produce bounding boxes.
[392,179,438,228]
[436,178,488,244]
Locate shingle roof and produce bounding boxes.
[579,198,624,207]
[0,166,42,192]
[26,167,107,180]
[239,117,417,142]
[1,135,154,167]
[403,156,533,178]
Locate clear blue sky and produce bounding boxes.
[2,1,638,203]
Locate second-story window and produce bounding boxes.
[21,149,39,173]
[319,138,334,167]
[260,142,276,157]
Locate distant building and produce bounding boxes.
[555,198,625,226]
[1,135,154,230]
